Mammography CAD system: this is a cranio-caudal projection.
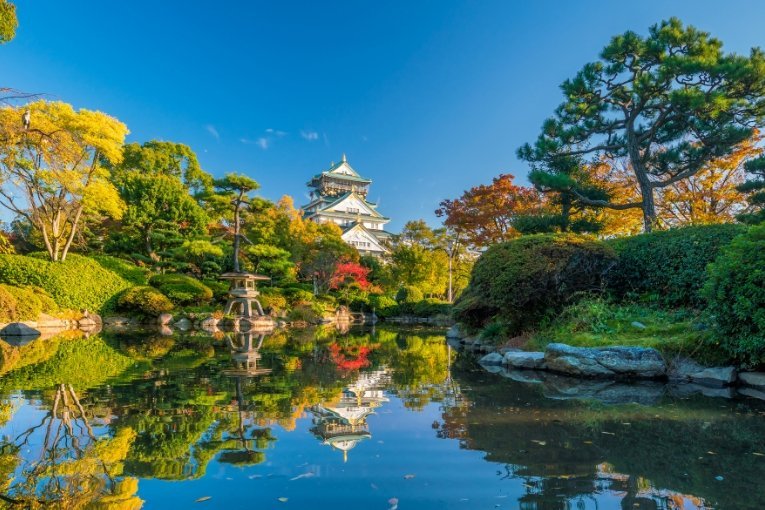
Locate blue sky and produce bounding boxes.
[3,1,765,231]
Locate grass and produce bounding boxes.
[526,298,715,360]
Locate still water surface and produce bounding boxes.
[1,326,764,509]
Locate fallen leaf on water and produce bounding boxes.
[278,497,288,503]
[601,431,616,436]
[290,472,315,481]
[752,452,765,457]
[531,440,546,446]
[403,474,416,480]
[707,451,717,455]
[195,497,211,503]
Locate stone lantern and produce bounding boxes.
[220,272,270,317]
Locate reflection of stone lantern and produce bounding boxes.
[220,272,270,318]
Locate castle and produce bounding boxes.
[301,154,391,256]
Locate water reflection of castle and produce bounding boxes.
[310,369,389,462]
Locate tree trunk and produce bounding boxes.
[233,194,242,272]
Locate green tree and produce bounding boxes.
[519,18,765,232]
[0,0,17,44]
[114,141,213,195]
[213,173,260,272]
[738,154,765,224]
[113,173,208,263]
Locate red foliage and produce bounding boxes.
[328,343,373,371]
[330,260,371,290]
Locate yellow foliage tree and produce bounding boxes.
[0,100,128,261]
[656,135,761,226]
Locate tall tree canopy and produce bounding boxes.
[519,18,765,232]
[0,0,17,44]
[113,141,212,195]
[435,174,541,249]
[0,100,127,261]
[213,173,260,272]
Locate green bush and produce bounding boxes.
[454,234,616,333]
[282,287,315,305]
[1,285,57,321]
[368,294,398,317]
[148,273,213,305]
[259,287,288,313]
[395,285,423,304]
[287,304,319,323]
[703,226,765,366]
[0,253,132,313]
[92,255,149,285]
[413,298,451,318]
[0,285,16,322]
[607,224,745,308]
[202,279,230,302]
[117,286,175,316]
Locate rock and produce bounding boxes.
[158,313,174,326]
[0,323,41,339]
[503,351,545,370]
[631,321,647,330]
[544,343,665,379]
[479,352,504,366]
[739,372,765,390]
[667,357,706,381]
[104,316,135,326]
[689,366,737,388]
[670,383,735,399]
[200,317,219,329]
[174,318,192,330]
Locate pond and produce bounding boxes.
[1,326,764,509]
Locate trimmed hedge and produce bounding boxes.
[0,254,132,313]
[454,234,616,332]
[607,224,746,308]
[92,255,149,285]
[395,285,423,304]
[703,226,765,366]
[117,286,175,316]
[148,273,213,305]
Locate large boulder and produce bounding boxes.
[503,351,545,370]
[0,322,41,340]
[543,343,666,379]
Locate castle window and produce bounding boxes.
[347,207,359,214]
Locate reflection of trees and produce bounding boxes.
[0,384,142,509]
[438,366,765,509]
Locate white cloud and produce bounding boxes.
[256,137,269,149]
[301,130,319,141]
[266,128,287,137]
[205,124,220,140]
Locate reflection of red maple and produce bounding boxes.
[328,343,373,371]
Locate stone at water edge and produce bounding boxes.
[503,351,545,370]
[543,343,666,379]
[479,352,504,366]
[739,372,765,390]
[200,317,219,329]
[158,313,173,325]
[689,366,737,388]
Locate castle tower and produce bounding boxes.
[302,154,392,256]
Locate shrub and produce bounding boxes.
[368,294,398,317]
[0,286,16,322]
[454,234,616,333]
[282,287,315,306]
[202,279,230,302]
[413,298,451,317]
[92,255,149,285]
[703,226,765,366]
[259,287,288,313]
[1,285,58,320]
[395,285,423,304]
[607,224,745,308]
[287,304,319,323]
[117,286,175,316]
[0,253,132,313]
[148,273,213,305]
